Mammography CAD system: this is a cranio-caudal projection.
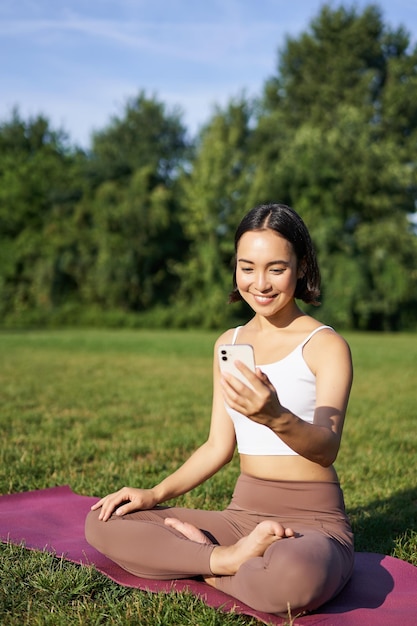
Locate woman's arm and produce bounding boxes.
[92,340,237,520]
[221,331,353,467]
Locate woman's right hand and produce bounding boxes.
[90,487,159,521]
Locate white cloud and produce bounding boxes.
[0,15,288,65]
[1,0,416,148]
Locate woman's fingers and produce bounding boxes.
[90,488,133,521]
[99,494,126,521]
[221,362,282,425]
[91,487,158,522]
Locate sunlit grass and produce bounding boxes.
[0,328,416,624]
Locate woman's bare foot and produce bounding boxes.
[164,517,213,545]
[164,517,294,582]
[210,520,294,576]
[164,517,218,588]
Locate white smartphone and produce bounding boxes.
[218,344,256,388]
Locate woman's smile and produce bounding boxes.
[252,293,278,305]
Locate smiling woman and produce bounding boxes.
[236,231,297,309]
[85,202,354,617]
[230,203,321,308]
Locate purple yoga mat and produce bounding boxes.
[1,485,416,625]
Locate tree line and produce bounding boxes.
[1,3,416,331]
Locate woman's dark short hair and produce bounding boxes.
[229,203,321,305]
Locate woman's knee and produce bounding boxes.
[259,543,348,613]
[85,508,104,549]
[251,558,313,613]
[233,547,330,614]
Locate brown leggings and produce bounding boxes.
[85,474,354,615]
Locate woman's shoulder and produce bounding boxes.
[294,315,338,337]
[302,321,352,370]
[215,327,240,347]
[294,315,350,353]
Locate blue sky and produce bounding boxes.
[1,0,416,148]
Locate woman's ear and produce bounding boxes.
[297,259,307,279]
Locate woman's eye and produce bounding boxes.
[241,267,253,273]
[270,268,284,274]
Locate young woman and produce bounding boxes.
[85,203,354,617]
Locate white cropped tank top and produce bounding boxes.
[226,325,332,455]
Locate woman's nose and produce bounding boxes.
[254,273,271,291]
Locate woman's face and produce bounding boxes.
[235,228,301,317]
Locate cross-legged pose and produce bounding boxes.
[85,203,354,617]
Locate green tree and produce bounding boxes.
[0,110,86,323]
[89,92,188,185]
[81,93,190,312]
[174,99,254,327]
[82,168,180,311]
[251,3,417,329]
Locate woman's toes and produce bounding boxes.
[164,517,212,544]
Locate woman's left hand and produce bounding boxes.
[220,361,283,427]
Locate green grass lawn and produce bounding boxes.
[0,329,416,625]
